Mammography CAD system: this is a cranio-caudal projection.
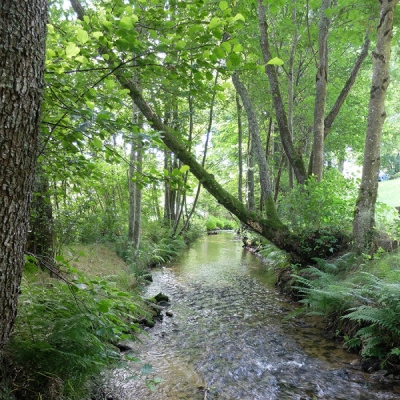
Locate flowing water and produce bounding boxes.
[104,233,400,399]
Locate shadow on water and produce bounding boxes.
[104,233,400,399]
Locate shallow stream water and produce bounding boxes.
[104,233,400,399]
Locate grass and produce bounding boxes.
[378,178,400,208]
[63,243,129,277]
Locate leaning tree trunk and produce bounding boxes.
[353,0,399,252]
[0,0,47,350]
[69,0,338,264]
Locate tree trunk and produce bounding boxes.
[308,34,370,176]
[257,0,307,184]
[232,71,279,221]
[353,0,398,252]
[26,162,55,271]
[0,0,47,350]
[236,94,244,203]
[311,0,332,181]
[246,133,256,212]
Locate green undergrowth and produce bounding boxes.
[245,225,400,372]
[2,259,152,400]
[290,250,400,371]
[1,223,205,399]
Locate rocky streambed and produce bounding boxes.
[101,233,400,399]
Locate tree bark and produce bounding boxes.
[236,94,244,203]
[312,0,332,181]
[0,0,47,350]
[26,162,55,271]
[353,0,399,252]
[232,71,280,221]
[307,34,370,175]
[257,0,307,184]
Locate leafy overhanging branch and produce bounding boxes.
[68,0,313,263]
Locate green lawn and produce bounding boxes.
[378,178,400,208]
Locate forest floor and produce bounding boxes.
[63,243,128,277]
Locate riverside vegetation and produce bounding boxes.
[245,174,400,375]
[2,177,399,399]
[0,220,206,400]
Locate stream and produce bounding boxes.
[103,233,400,399]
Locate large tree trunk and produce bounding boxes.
[353,0,398,252]
[311,0,332,181]
[257,0,307,185]
[0,0,47,350]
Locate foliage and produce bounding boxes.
[292,250,400,367]
[205,216,236,231]
[279,169,358,233]
[293,256,359,321]
[4,263,147,399]
[343,273,400,361]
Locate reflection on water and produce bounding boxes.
[104,233,400,399]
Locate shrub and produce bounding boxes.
[279,169,358,234]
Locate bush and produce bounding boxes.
[279,169,358,233]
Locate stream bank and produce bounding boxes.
[101,233,400,399]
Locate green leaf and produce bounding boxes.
[205,71,214,81]
[119,15,138,29]
[233,43,243,53]
[232,13,245,22]
[66,42,80,58]
[97,300,110,312]
[76,28,89,44]
[208,17,221,30]
[180,165,190,173]
[92,31,103,39]
[219,1,228,11]
[176,39,185,49]
[91,137,103,149]
[267,57,284,66]
[76,55,88,64]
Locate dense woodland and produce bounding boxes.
[2,0,400,398]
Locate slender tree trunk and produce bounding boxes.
[180,72,219,234]
[236,94,244,203]
[308,34,371,175]
[311,0,332,181]
[0,0,47,350]
[27,162,55,271]
[353,0,398,252]
[246,134,256,212]
[257,0,307,184]
[232,71,279,220]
